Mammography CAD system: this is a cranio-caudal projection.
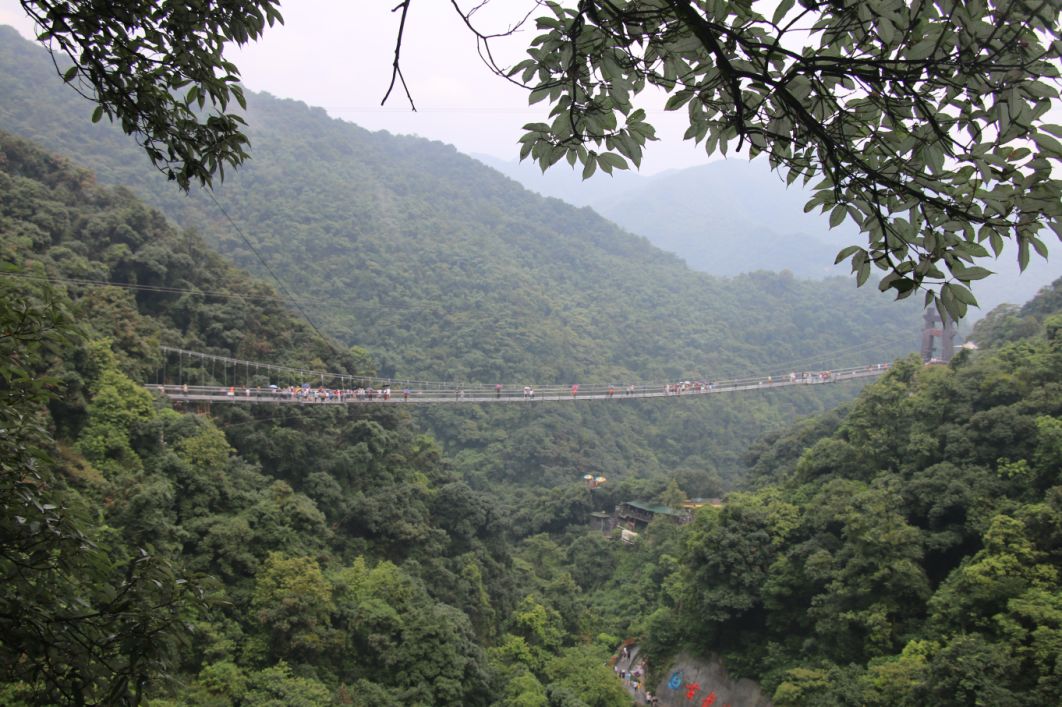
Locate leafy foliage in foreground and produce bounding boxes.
[512,1,1062,318]
[21,0,283,190]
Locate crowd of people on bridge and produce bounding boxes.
[157,364,889,404]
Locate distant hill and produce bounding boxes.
[470,152,649,207]
[590,160,843,279]
[475,149,1059,313]
[470,153,857,279]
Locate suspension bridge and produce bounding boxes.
[147,346,892,406]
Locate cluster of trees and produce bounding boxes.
[0,133,640,704]
[594,278,1062,705]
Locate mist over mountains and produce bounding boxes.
[474,151,1059,314]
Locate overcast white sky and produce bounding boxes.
[0,0,714,174]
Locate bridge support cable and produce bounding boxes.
[157,345,472,394]
[148,347,892,406]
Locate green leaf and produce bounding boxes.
[906,38,937,61]
[62,66,78,83]
[829,204,846,229]
[940,283,968,319]
[1033,131,1062,157]
[877,17,896,45]
[528,87,551,105]
[949,264,993,281]
[91,106,104,123]
[834,245,862,264]
[598,153,628,171]
[950,283,979,306]
[959,241,990,258]
[582,154,597,180]
[856,262,871,287]
[772,0,796,25]
[1030,236,1049,258]
[894,280,918,300]
[988,231,1004,256]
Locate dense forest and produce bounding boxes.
[619,283,1062,704]
[0,132,635,706]
[5,130,1061,704]
[4,19,1060,706]
[0,24,923,494]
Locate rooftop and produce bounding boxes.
[621,500,687,517]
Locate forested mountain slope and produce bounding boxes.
[5,129,1060,705]
[477,149,1059,313]
[0,24,914,380]
[0,132,647,705]
[0,25,920,488]
[603,278,1062,705]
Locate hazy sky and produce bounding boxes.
[0,0,714,174]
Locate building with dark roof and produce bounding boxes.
[615,501,690,531]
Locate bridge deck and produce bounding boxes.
[149,366,888,406]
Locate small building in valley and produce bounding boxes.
[615,500,690,531]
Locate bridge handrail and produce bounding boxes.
[147,362,891,404]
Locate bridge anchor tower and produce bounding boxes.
[921,309,957,363]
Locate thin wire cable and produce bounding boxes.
[161,345,460,388]
[1,271,289,303]
[160,345,894,392]
[202,190,334,347]
[0,271,460,313]
[758,334,910,373]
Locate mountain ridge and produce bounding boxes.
[0,23,920,383]
[473,145,1059,310]
[1,24,924,486]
